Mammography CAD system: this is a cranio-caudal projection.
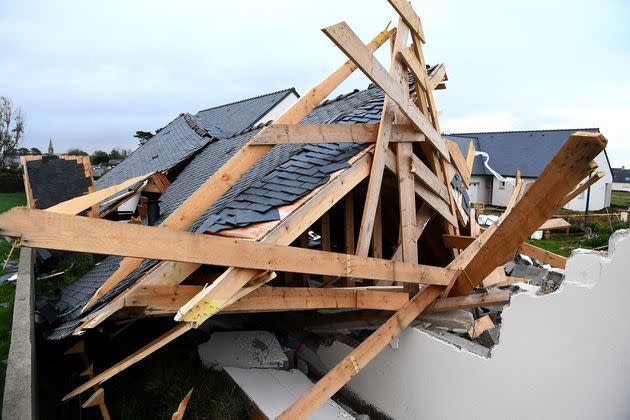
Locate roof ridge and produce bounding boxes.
[314,88,361,109]
[197,87,297,113]
[448,128,600,136]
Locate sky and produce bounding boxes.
[1,0,629,166]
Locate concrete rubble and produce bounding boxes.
[197,330,288,370]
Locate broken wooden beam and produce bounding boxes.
[427,290,510,313]
[127,286,410,314]
[0,207,458,287]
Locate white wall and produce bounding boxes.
[314,230,630,420]
[490,177,536,207]
[254,92,299,125]
[467,175,491,204]
[612,182,630,192]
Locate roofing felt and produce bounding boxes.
[47,83,385,339]
[447,128,601,178]
[612,167,630,183]
[96,89,296,190]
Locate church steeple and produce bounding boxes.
[47,138,54,155]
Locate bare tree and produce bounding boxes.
[0,97,25,168]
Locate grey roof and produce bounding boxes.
[46,83,385,339]
[612,167,630,183]
[447,128,602,178]
[196,88,298,136]
[96,89,297,189]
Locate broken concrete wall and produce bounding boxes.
[314,230,630,419]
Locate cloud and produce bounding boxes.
[441,111,519,134]
[536,106,630,167]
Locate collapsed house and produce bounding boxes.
[0,1,610,418]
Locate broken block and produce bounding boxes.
[511,264,548,285]
[418,310,474,332]
[198,330,288,370]
[477,326,501,348]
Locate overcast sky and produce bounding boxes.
[1,0,629,166]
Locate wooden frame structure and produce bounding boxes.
[0,1,609,417]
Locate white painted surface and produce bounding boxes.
[198,330,288,370]
[225,367,354,419]
[314,231,630,420]
[563,151,613,211]
[612,182,630,192]
[254,91,299,125]
[467,175,491,204]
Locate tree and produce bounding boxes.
[0,96,25,168]
[91,150,110,165]
[109,148,123,160]
[134,130,154,145]
[17,147,30,155]
[66,148,88,156]
[30,147,42,155]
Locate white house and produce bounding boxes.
[448,129,613,212]
[612,167,630,192]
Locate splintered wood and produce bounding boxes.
[0,0,609,417]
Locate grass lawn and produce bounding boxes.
[0,192,25,411]
[612,190,630,208]
[527,235,589,257]
[0,192,26,263]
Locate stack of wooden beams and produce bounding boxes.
[0,0,608,416]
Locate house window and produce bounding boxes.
[499,181,506,190]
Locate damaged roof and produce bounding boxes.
[448,128,605,178]
[96,88,297,189]
[46,83,385,339]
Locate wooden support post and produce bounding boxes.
[395,142,418,294]
[371,199,382,259]
[354,18,410,258]
[321,212,332,285]
[344,193,355,286]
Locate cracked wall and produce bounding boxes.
[314,230,630,419]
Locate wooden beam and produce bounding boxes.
[344,193,355,287]
[355,17,410,259]
[445,139,471,187]
[448,132,607,296]
[81,25,395,310]
[250,124,421,145]
[128,286,409,313]
[322,21,450,160]
[428,63,447,90]
[46,173,153,215]
[371,199,383,259]
[560,171,604,207]
[465,139,475,179]
[276,285,446,419]
[481,266,507,287]
[410,153,449,202]
[384,149,457,227]
[427,290,511,313]
[387,0,425,43]
[395,142,419,279]
[172,388,193,420]
[63,323,192,401]
[0,208,458,287]
[442,234,567,269]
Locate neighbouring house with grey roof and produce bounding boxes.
[448,129,613,212]
[612,167,630,192]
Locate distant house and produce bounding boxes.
[449,129,613,211]
[612,167,630,192]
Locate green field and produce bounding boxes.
[612,190,630,208]
[0,192,25,409]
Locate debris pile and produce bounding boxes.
[0,0,608,417]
